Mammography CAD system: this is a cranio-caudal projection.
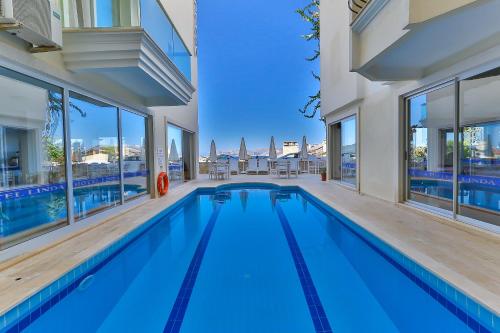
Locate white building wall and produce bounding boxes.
[321,0,500,203]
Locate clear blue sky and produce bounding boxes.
[198,0,324,155]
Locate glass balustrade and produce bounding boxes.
[59,0,191,80]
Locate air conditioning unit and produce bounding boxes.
[0,0,62,51]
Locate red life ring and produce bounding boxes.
[157,172,169,196]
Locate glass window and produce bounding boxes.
[330,116,357,187]
[459,69,500,226]
[407,85,455,212]
[341,116,357,186]
[167,124,183,187]
[122,110,149,201]
[69,92,120,220]
[0,68,67,249]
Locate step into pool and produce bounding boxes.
[1,184,498,333]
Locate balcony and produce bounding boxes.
[59,0,195,106]
[349,0,500,81]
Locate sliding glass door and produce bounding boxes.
[458,70,500,226]
[167,124,194,187]
[0,69,68,249]
[330,116,357,187]
[122,110,149,201]
[406,68,500,228]
[167,124,183,187]
[69,93,121,220]
[407,85,455,212]
[341,116,357,186]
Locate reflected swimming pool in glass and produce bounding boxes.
[1,184,497,333]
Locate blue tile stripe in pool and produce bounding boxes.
[275,203,333,333]
[163,203,223,333]
[297,189,498,333]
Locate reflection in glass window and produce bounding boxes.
[122,111,149,201]
[407,86,455,212]
[459,70,500,226]
[167,124,183,187]
[0,69,67,249]
[330,117,357,187]
[69,92,120,220]
[341,117,357,186]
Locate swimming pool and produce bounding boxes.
[1,184,497,332]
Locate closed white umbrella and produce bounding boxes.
[239,137,248,161]
[169,139,179,161]
[269,136,277,160]
[300,136,309,174]
[300,136,308,160]
[209,140,217,162]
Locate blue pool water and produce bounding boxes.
[3,184,497,333]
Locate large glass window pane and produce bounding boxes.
[122,111,149,201]
[69,92,120,220]
[0,68,67,249]
[407,86,455,211]
[341,116,357,186]
[459,69,500,226]
[167,124,183,187]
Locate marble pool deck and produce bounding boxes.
[0,174,499,321]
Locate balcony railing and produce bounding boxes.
[59,0,191,80]
[348,0,371,24]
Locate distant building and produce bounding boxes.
[283,141,299,155]
[308,140,327,157]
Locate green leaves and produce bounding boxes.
[297,0,320,119]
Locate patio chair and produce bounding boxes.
[247,158,258,175]
[229,158,239,175]
[269,160,278,176]
[208,162,217,180]
[257,157,269,175]
[289,159,299,178]
[277,160,289,178]
[216,162,229,180]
